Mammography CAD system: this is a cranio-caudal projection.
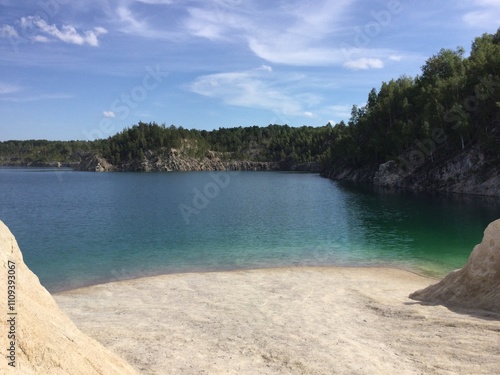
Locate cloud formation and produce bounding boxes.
[182,0,357,66]
[103,111,116,118]
[0,16,107,46]
[0,24,18,38]
[343,58,384,70]
[189,66,318,117]
[113,4,181,40]
[463,0,500,28]
[93,0,400,69]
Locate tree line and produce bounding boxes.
[98,122,334,166]
[0,123,334,167]
[323,28,500,174]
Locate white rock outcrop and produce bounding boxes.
[0,220,138,375]
[410,219,500,312]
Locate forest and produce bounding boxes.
[1,28,499,173]
[0,123,335,167]
[323,28,500,174]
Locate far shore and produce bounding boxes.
[55,266,500,375]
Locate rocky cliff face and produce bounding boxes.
[373,146,500,196]
[324,146,500,197]
[409,219,500,312]
[77,154,115,172]
[77,149,281,172]
[0,221,138,375]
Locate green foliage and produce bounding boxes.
[199,124,333,165]
[0,122,333,167]
[323,28,500,172]
[0,139,93,164]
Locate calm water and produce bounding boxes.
[0,168,498,292]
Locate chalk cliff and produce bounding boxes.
[410,219,500,312]
[0,220,138,375]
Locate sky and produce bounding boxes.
[0,0,499,141]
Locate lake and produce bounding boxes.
[0,167,498,292]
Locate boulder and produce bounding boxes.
[0,220,138,375]
[410,219,500,312]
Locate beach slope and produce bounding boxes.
[55,267,500,375]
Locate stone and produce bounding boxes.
[0,220,138,375]
[409,219,500,312]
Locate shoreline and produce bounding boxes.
[51,263,441,294]
[54,266,500,375]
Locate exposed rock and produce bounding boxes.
[96,149,282,172]
[0,221,138,375]
[327,145,500,197]
[322,161,378,184]
[289,162,323,173]
[409,219,500,312]
[373,160,409,187]
[77,154,115,172]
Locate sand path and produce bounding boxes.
[55,267,500,375]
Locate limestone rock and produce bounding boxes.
[0,221,138,375]
[373,160,409,187]
[326,144,500,197]
[410,219,500,312]
[77,154,115,172]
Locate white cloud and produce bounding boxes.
[2,16,107,46]
[32,35,50,43]
[117,7,147,34]
[180,0,401,67]
[389,55,402,61]
[182,0,363,66]
[184,6,248,41]
[463,1,500,28]
[0,24,18,38]
[248,39,345,66]
[246,0,357,66]
[304,111,314,118]
[26,16,107,46]
[189,66,311,116]
[103,111,116,118]
[343,58,384,70]
[115,5,181,40]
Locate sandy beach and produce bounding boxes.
[54,267,500,375]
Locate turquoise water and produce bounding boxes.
[0,168,498,292]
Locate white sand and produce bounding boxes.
[54,267,500,375]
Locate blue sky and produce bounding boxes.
[0,0,499,141]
